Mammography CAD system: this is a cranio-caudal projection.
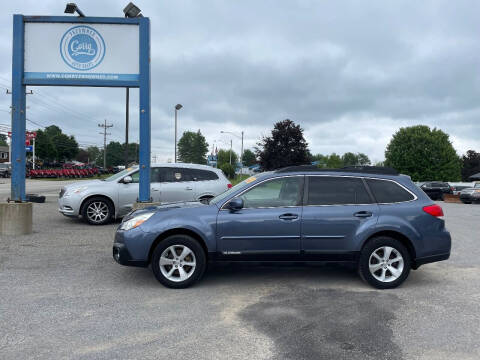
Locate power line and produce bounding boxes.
[98,119,113,168]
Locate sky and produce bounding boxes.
[0,0,479,164]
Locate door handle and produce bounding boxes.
[279,213,299,220]
[152,188,160,192]
[185,186,193,190]
[354,211,372,218]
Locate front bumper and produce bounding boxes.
[58,196,80,217]
[113,243,148,267]
[112,228,151,267]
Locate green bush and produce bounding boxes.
[220,163,235,179]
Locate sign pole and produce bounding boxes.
[138,17,151,202]
[32,137,35,170]
[11,14,27,202]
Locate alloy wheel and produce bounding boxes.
[159,245,196,282]
[368,246,404,283]
[86,201,109,223]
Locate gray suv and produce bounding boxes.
[113,165,451,289]
[59,163,231,225]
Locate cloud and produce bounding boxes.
[0,0,479,163]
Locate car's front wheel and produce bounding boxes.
[81,197,114,225]
[152,235,206,289]
[358,236,411,289]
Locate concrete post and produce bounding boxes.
[0,202,33,236]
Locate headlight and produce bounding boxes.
[64,186,88,198]
[120,212,155,231]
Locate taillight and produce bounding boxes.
[227,183,233,189]
[423,204,444,217]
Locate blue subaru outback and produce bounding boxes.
[113,166,451,289]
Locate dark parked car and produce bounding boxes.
[459,183,480,204]
[0,163,11,178]
[113,166,451,289]
[419,182,452,200]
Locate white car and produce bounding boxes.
[59,163,231,225]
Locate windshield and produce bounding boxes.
[103,167,137,182]
[210,174,266,205]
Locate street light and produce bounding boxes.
[220,130,244,173]
[64,3,86,17]
[174,104,183,162]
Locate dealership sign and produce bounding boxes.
[24,21,140,84]
[10,15,151,202]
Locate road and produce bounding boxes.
[0,178,78,201]
[0,180,479,359]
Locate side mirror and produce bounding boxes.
[227,197,243,211]
[122,175,133,184]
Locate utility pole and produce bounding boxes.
[98,119,113,169]
[240,131,244,174]
[174,104,183,162]
[229,139,232,165]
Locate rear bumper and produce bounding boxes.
[413,252,450,269]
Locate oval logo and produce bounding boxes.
[60,25,105,71]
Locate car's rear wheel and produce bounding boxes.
[358,236,411,289]
[81,197,113,225]
[152,235,206,289]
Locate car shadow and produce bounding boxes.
[199,262,362,287]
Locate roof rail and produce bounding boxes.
[340,166,399,175]
[275,164,399,175]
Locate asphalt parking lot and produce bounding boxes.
[1,179,480,360]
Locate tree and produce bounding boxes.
[356,153,371,166]
[86,146,101,164]
[54,133,78,161]
[34,125,79,162]
[341,152,371,166]
[312,154,329,168]
[123,143,139,165]
[0,134,7,146]
[242,149,256,167]
[177,130,209,164]
[342,152,358,167]
[217,149,238,168]
[220,163,235,179]
[256,119,311,170]
[105,141,124,167]
[326,153,343,168]
[75,149,89,163]
[384,125,461,181]
[35,129,57,161]
[461,150,480,181]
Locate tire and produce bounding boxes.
[151,235,206,289]
[26,194,46,203]
[81,196,114,225]
[358,236,411,289]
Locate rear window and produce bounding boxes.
[366,179,415,203]
[162,168,194,182]
[431,182,448,187]
[307,176,373,205]
[187,169,219,181]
